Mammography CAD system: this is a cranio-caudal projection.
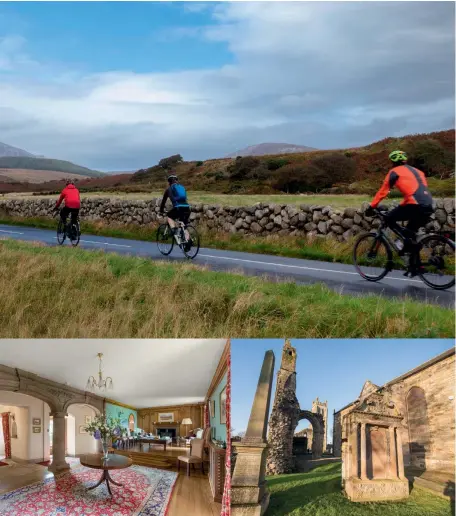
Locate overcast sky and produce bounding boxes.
[0,1,454,171]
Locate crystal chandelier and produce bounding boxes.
[86,353,113,392]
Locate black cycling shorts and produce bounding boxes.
[168,206,191,225]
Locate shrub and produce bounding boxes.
[272,164,326,193]
[196,161,204,167]
[158,154,183,169]
[311,153,357,185]
[227,156,262,180]
[267,158,289,171]
[344,151,354,158]
[404,139,455,179]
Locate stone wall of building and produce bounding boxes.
[1,197,454,240]
[387,351,455,473]
[333,349,455,474]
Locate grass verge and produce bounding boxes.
[266,463,453,516]
[0,239,453,338]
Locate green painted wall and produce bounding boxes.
[105,402,138,432]
[210,372,227,443]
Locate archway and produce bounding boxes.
[67,403,100,456]
[0,393,52,463]
[406,386,431,470]
[128,414,135,432]
[295,410,325,458]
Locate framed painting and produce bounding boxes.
[158,412,174,423]
[84,415,92,425]
[79,425,88,434]
[211,400,216,418]
[220,386,227,425]
[32,426,41,434]
[32,418,41,426]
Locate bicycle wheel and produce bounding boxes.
[353,232,392,281]
[70,222,80,247]
[417,234,455,290]
[157,224,174,256]
[57,219,66,245]
[182,225,200,259]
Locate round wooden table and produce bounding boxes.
[80,454,133,496]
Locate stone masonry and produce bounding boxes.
[266,340,301,475]
[0,197,454,241]
[334,348,455,476]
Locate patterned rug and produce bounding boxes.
[0,458,177,515]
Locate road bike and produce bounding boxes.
[55,210,81,247]
[353,207,455,290]
[156,214,200,259]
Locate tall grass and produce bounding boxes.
[0,239,453,338]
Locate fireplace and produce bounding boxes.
[157,428,177,438]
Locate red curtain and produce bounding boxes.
[221,348,231,515]
[1,412,11,459]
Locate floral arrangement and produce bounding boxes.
[84,414,122,441]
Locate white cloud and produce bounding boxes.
[0,2,454,170]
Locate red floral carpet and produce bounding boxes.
[0,458,177,515]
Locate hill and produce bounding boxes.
[0,142,35,158]
[0,157,104,178]
[226,142,317,157]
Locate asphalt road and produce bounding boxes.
[0,223,454,308]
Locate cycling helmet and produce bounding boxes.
[167,174,178,183]
[388,150,407,163]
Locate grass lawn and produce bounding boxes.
[2,191,372,208]
[266,463,452,516]
[0,239,453,338]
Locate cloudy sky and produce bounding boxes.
[0,1,454,171]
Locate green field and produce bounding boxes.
[0,239,453,338]
[266,463,452,516]
[2,191,373,208]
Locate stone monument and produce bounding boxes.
[342,381,409,502]
[231,350,275,516]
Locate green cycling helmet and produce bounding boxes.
[389,150,407,163]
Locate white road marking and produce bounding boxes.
[52,236,131,248]
[199,254,423,284]
[0,229,24,235]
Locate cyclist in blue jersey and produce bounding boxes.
[159,174,191,244]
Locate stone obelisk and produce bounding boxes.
[231,350,275,516]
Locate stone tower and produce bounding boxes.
[312,397,328,452]
[266,340,301,475]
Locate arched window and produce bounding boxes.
[406,386,431,468]
[128,414,135,431]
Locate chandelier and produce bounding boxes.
[86,353,113,392]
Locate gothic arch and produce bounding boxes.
[406,386,431,469]
[297,410,325,458]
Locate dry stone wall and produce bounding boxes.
[0,197,454,241]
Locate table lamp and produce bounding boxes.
[182,418,192,437]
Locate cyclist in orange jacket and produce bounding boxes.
[366,150,434,247]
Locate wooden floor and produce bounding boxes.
[0,448,221,516]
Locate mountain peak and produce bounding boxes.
[226,142,317,158]
[0,141,35,158]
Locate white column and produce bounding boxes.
[48,412,70,474]
[360,423,367,480]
